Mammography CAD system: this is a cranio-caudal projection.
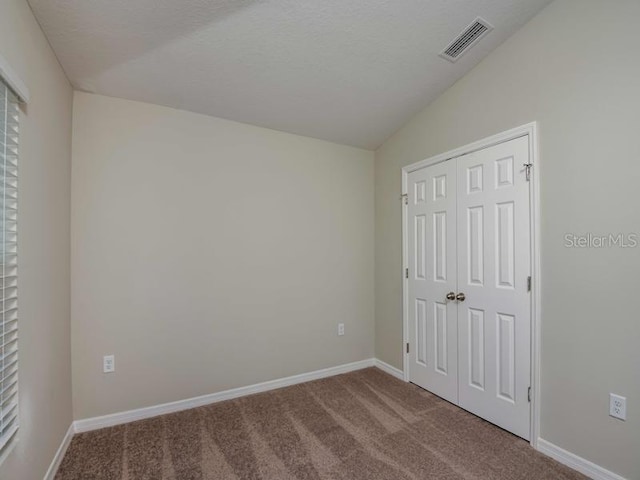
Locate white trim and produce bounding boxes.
[401,122,541,446]
[401,168,410,382]
[537,438,628,480]
[374,359,404,380]
[403,123,536,174]
[528,123,542,447]
[0,54,30,103]
[74,359,376,433]
[43,424,74,480]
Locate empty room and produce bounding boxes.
[0,0,638,479]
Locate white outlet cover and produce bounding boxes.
[338,323,345,336]
[103,355,115,373]
[609,393,626,421]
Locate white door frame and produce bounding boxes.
[401,122,541,448]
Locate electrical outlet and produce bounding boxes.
[609,393,626,420]
[103,355,115,373]
[338,323,345,336]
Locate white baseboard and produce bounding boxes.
[537,438,627,480]
[374,358,404,380]
[43,424,74,480]
[74,358,377,433]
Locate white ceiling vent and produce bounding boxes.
[439,17,493,63]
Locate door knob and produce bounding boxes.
[446,292,456,301]
[456,292,466,302]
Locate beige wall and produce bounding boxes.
[375,0,640,477]
[0,0,73,479]
[71,92,374,419]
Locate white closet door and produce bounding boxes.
[456,136,531,439]
[407,160,458,404]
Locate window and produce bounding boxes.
[0,79,19,455]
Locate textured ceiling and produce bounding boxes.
[28,0,551,149]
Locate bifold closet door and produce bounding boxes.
[407,159,458,405]
[456,136,531,440]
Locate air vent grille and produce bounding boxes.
[439,17,493,62]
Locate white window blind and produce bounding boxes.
[0,79,19,455]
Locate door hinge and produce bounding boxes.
[405,268,409,279]
[527,276,532,292]
[523,163,533,181]
[528,386,532,402]
[400,193,408,205]
[406,343,410,354]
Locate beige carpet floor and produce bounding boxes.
[56,367,586,480]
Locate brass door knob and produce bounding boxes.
[456,292,466,302]
[446,292,456,301]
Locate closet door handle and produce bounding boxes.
[456,293,466,302]
[446,292,456,301]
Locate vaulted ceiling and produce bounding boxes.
[28,0,551,148]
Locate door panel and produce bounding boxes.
[456,136,531,440]
[407,161,458,404]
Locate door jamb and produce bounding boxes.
[401,122,541,447]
